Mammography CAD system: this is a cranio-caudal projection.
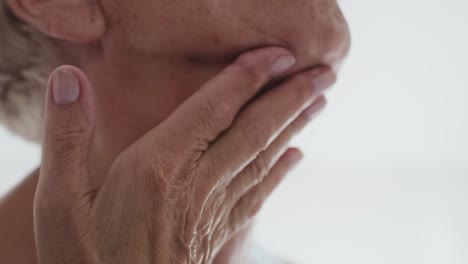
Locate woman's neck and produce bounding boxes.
[81,51,228,187]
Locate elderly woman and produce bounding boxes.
[0,0,350,263]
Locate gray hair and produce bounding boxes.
[0,2,60,143]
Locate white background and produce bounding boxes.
[1,0,467,263]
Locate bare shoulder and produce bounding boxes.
[0,168,39,264]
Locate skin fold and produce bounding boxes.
[0,0,350,263]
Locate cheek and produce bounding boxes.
[226,0,351,65]
[101,0,175,55]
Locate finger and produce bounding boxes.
[38,66,95,203]
[228,148,303,233]
[226,96,326,200]
[201,67,334,188]
[148,47,296,158]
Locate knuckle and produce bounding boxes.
[244,117,276,151]
[234,57,269,88]
[119,146,178,202]
[199,95,233,132]
[148,165,176,201]
[145,154,181,200]
[46,128,87,145]
[249,154,270,182]
[198,156,226,197]
[292,74,315,100]
[45,127,89,155]
[45,108,91,152]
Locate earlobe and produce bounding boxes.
[6,0,106,43]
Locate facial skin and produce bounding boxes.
[101,0,350,69]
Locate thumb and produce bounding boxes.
[38,65,95,200]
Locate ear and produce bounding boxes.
[6,0,106,43]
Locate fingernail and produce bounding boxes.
[272,55,296,74]
[52,69,80,104]
[303,96,327,120]
[312,70,336,93]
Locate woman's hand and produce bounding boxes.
[34,47,335,264]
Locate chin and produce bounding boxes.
[281,21,351,73]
